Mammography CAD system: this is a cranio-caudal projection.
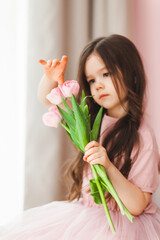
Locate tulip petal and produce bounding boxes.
[46,87,63,105]
[42,112,61,128]
[60,80,80,98]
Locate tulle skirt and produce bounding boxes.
[1,199,160,240]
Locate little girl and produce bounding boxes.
[1,34,160,239]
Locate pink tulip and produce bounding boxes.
[49,106,62,118]
[42,106,62,128]
[46,87,63,105]
[59,80,80,98]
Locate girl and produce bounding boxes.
[1,34,160,239]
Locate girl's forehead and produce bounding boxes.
[84,53,107,77]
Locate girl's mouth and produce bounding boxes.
[99,94,109,99]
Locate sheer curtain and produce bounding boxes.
[91,0,131,38]
[23,0,90,210]
[24,0,131,210]
[0,0,28,224]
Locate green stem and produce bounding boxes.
[95,165,134,222]
[91,165,115,233]
[102,176,125,215]
[94,165,125,214]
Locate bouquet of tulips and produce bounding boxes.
[43,80,134,233]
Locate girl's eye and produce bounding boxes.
[103,72,110,77]
[88,79,95,84]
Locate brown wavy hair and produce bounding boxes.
[64,34,146,202]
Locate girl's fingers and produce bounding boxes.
[51,59,60,68]
[84,156,102,165]
[85,153,101,162]
[38,59,47,65]
[47,60,52,67]
[90,159,101,165]
[38,56,67,67]
[84,147,98,158]
[58,78,64,86]
[85,141,99,151]
[39,56,67,73]
[60,55,68,69]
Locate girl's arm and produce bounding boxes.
[37,56,68,108]
[38,74,58,108]
[84,141,151,216]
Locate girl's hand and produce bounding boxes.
[38,55,68,85]
[83,141,111,171]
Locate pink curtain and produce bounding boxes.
[131,0,160,205]
[132,0,160,147]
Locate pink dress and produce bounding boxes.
[1,114,160,240]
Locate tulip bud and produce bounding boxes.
[46,87,63,105]
[42,107,62,127]
[59,80,80,98]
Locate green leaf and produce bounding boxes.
[71,94,89,151]
[83,105,89,119]
[60,122,71,134]
[62,97,75,119]
[91,106,103,141]
[89,177,106,205]
[80,90,87,109]
[70,128,84,152]
[74,127,83,150]
[79,92,92,134]
[66,129,74,142]
[89,179,102,204]
[61,121,84,152]
[64,126,83,152]
[80,94,93,113]
[83,105,91,132]
[89,131,93,142]
[57,105,75,130]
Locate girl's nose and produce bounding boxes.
[96,80,104,90]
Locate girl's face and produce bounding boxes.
[84,53,128,118]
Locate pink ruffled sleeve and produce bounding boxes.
[128,149,159,193]
[128,122,160,193]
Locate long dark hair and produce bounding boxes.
[64,34,146,202]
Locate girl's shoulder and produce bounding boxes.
[100,113,159,154]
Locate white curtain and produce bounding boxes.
[0,0,28,224]
[23,0,91,210]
